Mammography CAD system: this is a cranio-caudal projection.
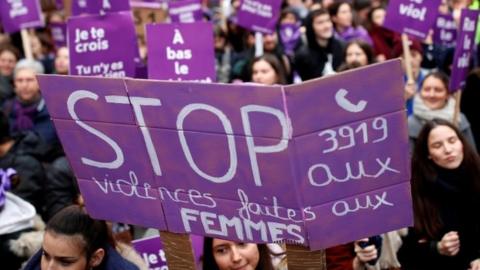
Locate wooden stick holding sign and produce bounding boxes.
[255,32,264,57]
[159,232,196,270]
[286,244,327,270]
[453,91,462,128]
[401,33,414,84]
[20,29,33,60]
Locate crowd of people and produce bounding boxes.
[1,0,480,269]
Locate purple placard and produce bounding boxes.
[50,22,67,48]
[236,0,281,34]
[37,59,412,250]
[132,236,169,270]
[67,11,138,77]
[168,0,203,23]
[279,23,301,55]
[0,0,44,33]
[449,9,479,91]
[72,0,131,16]
[383,0,441,40]
[433,13,457,47]
[147,22,216,82]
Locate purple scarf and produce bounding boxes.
[13,99,38,132]
[0,168,16,210]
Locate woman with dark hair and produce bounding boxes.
[328,1,373,45]
[250,53,288,85]
[408,71,476,151]
[23,205,143,270]
[202,237,276,270]
[398,118,480,270]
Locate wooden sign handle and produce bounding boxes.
[20,29,33,60]
[401,33,414,84]
[453,90,462,127]
[286,244,327,270]
[159,231,196,270]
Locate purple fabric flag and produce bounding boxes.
[279,23,301,55]
[147,22,216,82]
[236,0,282,34]
[383,0,441,40]
[450,9,480,92]
[50,22,67,48]
[169,0,203,23]
[67,11,139,77]
[37,59,412,250]
[0,0,44,33]
[433,13,457,47]
[72,0,131,16]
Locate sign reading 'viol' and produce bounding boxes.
[37,60,412,250]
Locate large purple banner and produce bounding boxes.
[168,0,203,23]
[147,22,216,82]
[0,0,44,33]
[67,12,139,77]
[37,59,412,250]
[72,0,131,16]
[236,0,281,34]
[383,0,441,40]
[450,9,479,91]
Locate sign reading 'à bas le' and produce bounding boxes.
[37,59,412,250]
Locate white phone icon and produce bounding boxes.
[335,88,367,113]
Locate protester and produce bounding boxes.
[366,5,399,62]
[2,59,58,146]
[328,1,373,45]
[53,46,69,75]
[408,71,476,151]
[23,205,146,270]
[0,45,20,103]
[202,237,277,270]
[250,53,288,85]
[341,40,375,68]
[294,8,345,80]
[398,118,480,270]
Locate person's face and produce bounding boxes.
[252,59,278,85]
[371,8,386,26]
[54,47,69,75]
[312,14,333,40]
[428,125,464,169]
[402,50,422,78]
[333,3,352,28]
[345,43,368,66]
[263,33,278,52]
[0,50,17,76]
[14,68,41,103]
[41,232,89,270]
[280,13,297,24]
[212,239,260,270]
[420,76,449,110]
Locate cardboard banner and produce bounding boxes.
[37,59,412,250]
[433,13,457,47]
[450,9,480,91]
[383,0,441,40]
[236,0,281,34]
[168,0,203,23]
[67,11,139,77]
[0,0,44,33]
[71,0,131,16]
[147,22,216,82]
[50,22,67,48]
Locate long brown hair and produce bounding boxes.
[202,237,275,270]
[411,119,480,238]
